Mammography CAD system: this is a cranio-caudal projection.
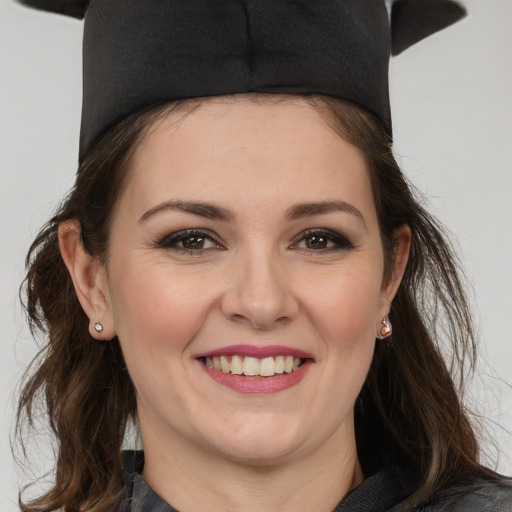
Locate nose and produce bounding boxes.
[221,246,298,330]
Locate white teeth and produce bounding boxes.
[284,355,294,373]
[230,355,243,375]
[205,354,304,377]
[259,357,276,377]
[243,356,260,376]
[220,356,230,373]
[275,355,285,374]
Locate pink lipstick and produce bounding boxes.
[196,345,314,394]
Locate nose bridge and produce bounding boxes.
[222,240,296,329]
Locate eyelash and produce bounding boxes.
[157,228,354,255]
[290,229,354,253]
[158,229,223,255]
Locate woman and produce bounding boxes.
[14,0,512,511]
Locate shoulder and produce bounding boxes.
[413,473,512,512]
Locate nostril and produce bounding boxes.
[220,269,299,329]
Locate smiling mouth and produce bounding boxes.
[202,355,305,377]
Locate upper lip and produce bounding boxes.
[196,344,314,360]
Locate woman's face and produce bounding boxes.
[101,98,406,465]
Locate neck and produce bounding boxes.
[140,415,364,512]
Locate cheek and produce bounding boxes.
[300,265,382,404]
[302,265,384,350]
[106,261,218,423]
[108,259,214,363]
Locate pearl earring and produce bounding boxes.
[377,315,392,340]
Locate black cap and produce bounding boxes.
[18,0,466,162]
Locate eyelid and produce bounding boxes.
[289,228,354,251]
[157,228,224,251]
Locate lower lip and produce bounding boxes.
[200,360,312,394]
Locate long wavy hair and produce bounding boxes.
[16,94,489,511]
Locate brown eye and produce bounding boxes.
[304,234,328,249]
[182,236,206,249]
[292,229,354,252]
[158,230,221,252]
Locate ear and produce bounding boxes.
[380,224,411,313]
[58,220,116,340]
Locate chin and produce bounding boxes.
[216,440,303,467]
[202,418,312,465]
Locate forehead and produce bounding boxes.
[121,97,374,217]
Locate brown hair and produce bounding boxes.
[16,95,489,511]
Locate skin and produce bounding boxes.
[59,98,410,512]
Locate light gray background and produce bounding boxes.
[1,0,511,510]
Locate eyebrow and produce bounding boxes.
[139,200,235,223]
[139,199,366,227]
[285,200,366,228]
